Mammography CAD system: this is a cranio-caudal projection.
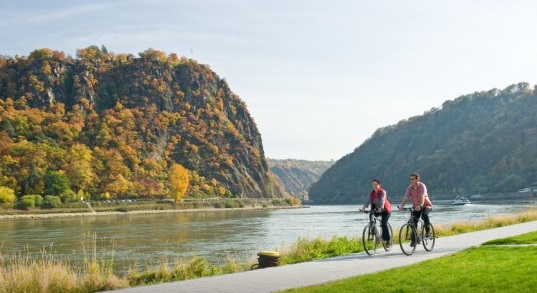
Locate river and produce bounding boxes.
[0,202,534,273]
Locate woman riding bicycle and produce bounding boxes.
[359,179,392,247]
[399,173,433,243]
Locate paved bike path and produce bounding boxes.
[106,220,537,293]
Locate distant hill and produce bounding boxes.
[309,82,537,204]
[0,47,283,200]
[268,159,334,199]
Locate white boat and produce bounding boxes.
[451,196,471,205]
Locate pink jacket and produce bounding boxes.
[404,182,433,209]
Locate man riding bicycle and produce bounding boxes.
[399,173,433,245]
[359,179,392,248]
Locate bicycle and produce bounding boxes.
[360,209,393,255]
[398,206,435,255]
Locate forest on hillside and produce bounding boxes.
[0,46,282,207]
[309,83,537,203]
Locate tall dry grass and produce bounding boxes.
[0,251,128,293]
[434,208,537,236]
[0,234,128,293]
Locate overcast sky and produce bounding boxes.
[2,0,537,160]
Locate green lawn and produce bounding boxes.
[281,231,537,293]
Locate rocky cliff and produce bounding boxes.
[0,47,283,199]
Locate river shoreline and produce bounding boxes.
[0,205,307,220]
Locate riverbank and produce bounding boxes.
[1,209,536,293]
[0,204,307,220]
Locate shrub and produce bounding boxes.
[59,190,77,203]
[272,199,282,206]
[42,195,62,209]
[18,195,34,209]
[34,194,44,206]
[224,200,236,208]
[285,197,301,206]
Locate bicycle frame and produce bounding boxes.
[360,210,393,255]
[398,206,435,255]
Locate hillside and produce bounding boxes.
[309,82,537,204]
[0,47,283,200]
[267,159,334,199]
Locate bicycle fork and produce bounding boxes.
[370,225,380,243]
[404,224,417,241]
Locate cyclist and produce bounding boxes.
[359,179,392,247]
[399,172,433,245]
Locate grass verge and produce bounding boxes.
[280,231,537,293]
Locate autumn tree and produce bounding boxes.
[93,147,132,198]
[63,143,97,194]
[0,186,16,208]
[168,163,189,202]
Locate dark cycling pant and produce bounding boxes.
[373,211,391,241]
[412,208,431,234]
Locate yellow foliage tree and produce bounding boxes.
[0,186,16,209]
[168,163,189,202]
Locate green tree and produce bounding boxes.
[499,174,526,192]
[44,171,72,196]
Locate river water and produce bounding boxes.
[0,202,534,273]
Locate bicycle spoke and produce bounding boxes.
[399,223,417,256]
[382,223,394,251]
[362,225,378,255]
[422,223,435,251]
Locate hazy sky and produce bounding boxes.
[2,1,537,160]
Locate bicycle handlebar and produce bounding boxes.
[397,205,413,212]
[358,209,384,213]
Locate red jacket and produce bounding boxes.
[366,188,392,212]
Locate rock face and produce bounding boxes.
[0,47,283,199]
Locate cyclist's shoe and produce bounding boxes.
[385,241,392,248]
[425,233,432,239]
[410,241,416,247]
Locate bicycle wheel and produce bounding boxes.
[399,223,417,256]
[421,223,435,251]
[382,223,394,251]
[362,224,378,255]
